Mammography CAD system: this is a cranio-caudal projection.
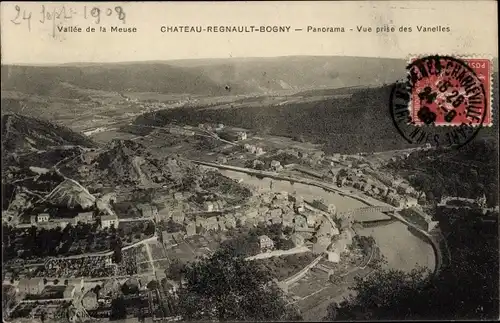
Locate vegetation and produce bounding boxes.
[177,247,302,321]
[110,297,127,320]
[165,259,185,283]
[200,171,252,205]
[159,219,185,234]
[2,221,154,262]
[221,223,294,257]
[256,253,316,280]
[387,139,498,205]
[325,210,499,320]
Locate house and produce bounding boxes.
[259,235,274,251]
[41,218,72,230]
[312,200,336,215]
[379,185,389,197]
[185,222,196,236]
[270,160,283,172]
[205,216,219,231]
[271,214,282,225]
[282,213,294,227]
[82,290,99,310]
[237,131,248,141]
[388,195,402,208]
[290,233,305,247]
[63,285,76,298]
[171,211,185,224]
[326,250,341,263]
[245,144,257,154]
[255,147,265,156]
[173,192,184,201]
[306,214,318,227]
[397,183,413,195]
[245,217,258,227]
[76,212,94,223]
[37,213,50,222]
[204,201,214,212]
[218,219,227,231]
[215,200,225,211]
[404,197,418,207]
[294,215,308,229]
[137,204,158,218]
[224,214,237,229]
[331,238,348,254]
[195,216,207,229]
[237,214,247,227]
[337,177,347,187]
[293,200,305,213]
[18,278,44,295]
[101,215,118,229]
[317,220,334,237]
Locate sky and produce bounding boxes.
[0,1,498,65]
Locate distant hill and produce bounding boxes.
[133,72,499,154]
[1,114,98,153]
[1,63,228,97]
[1,56,407,97]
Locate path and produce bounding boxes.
[282,255,323,287]
[144,242,156,277]
[245,246,311,261]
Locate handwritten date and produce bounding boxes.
[11,4,126,37]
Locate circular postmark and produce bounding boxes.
[390,55,489,149]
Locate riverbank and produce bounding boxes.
[193,160,438,274]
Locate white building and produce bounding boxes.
[37,213,50,222]
[259,235,274,251]
[237,131,248,141]
[101,215,118,229]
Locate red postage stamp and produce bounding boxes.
[408,56,492,127]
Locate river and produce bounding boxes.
[219,169,436,273]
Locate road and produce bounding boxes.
[245,246,311,261]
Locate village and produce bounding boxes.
[2,120,495,323]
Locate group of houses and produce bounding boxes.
[160,191,333,244]
[336,169,421,208]
[19,211,119,230]
[16,277,85,299]
[244,143,265,156]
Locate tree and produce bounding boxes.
[112,245,123,264]
[324,267,431,321]
[147,280,160,290]
[166,259,185,282]
[325,212,499,321]
[93,285,102,300]
[177,247,302,321]
[110,296,127,320]
[276,238,295,250]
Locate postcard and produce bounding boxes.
[1,1,498,322]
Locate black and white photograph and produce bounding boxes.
[1,1,498,322]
